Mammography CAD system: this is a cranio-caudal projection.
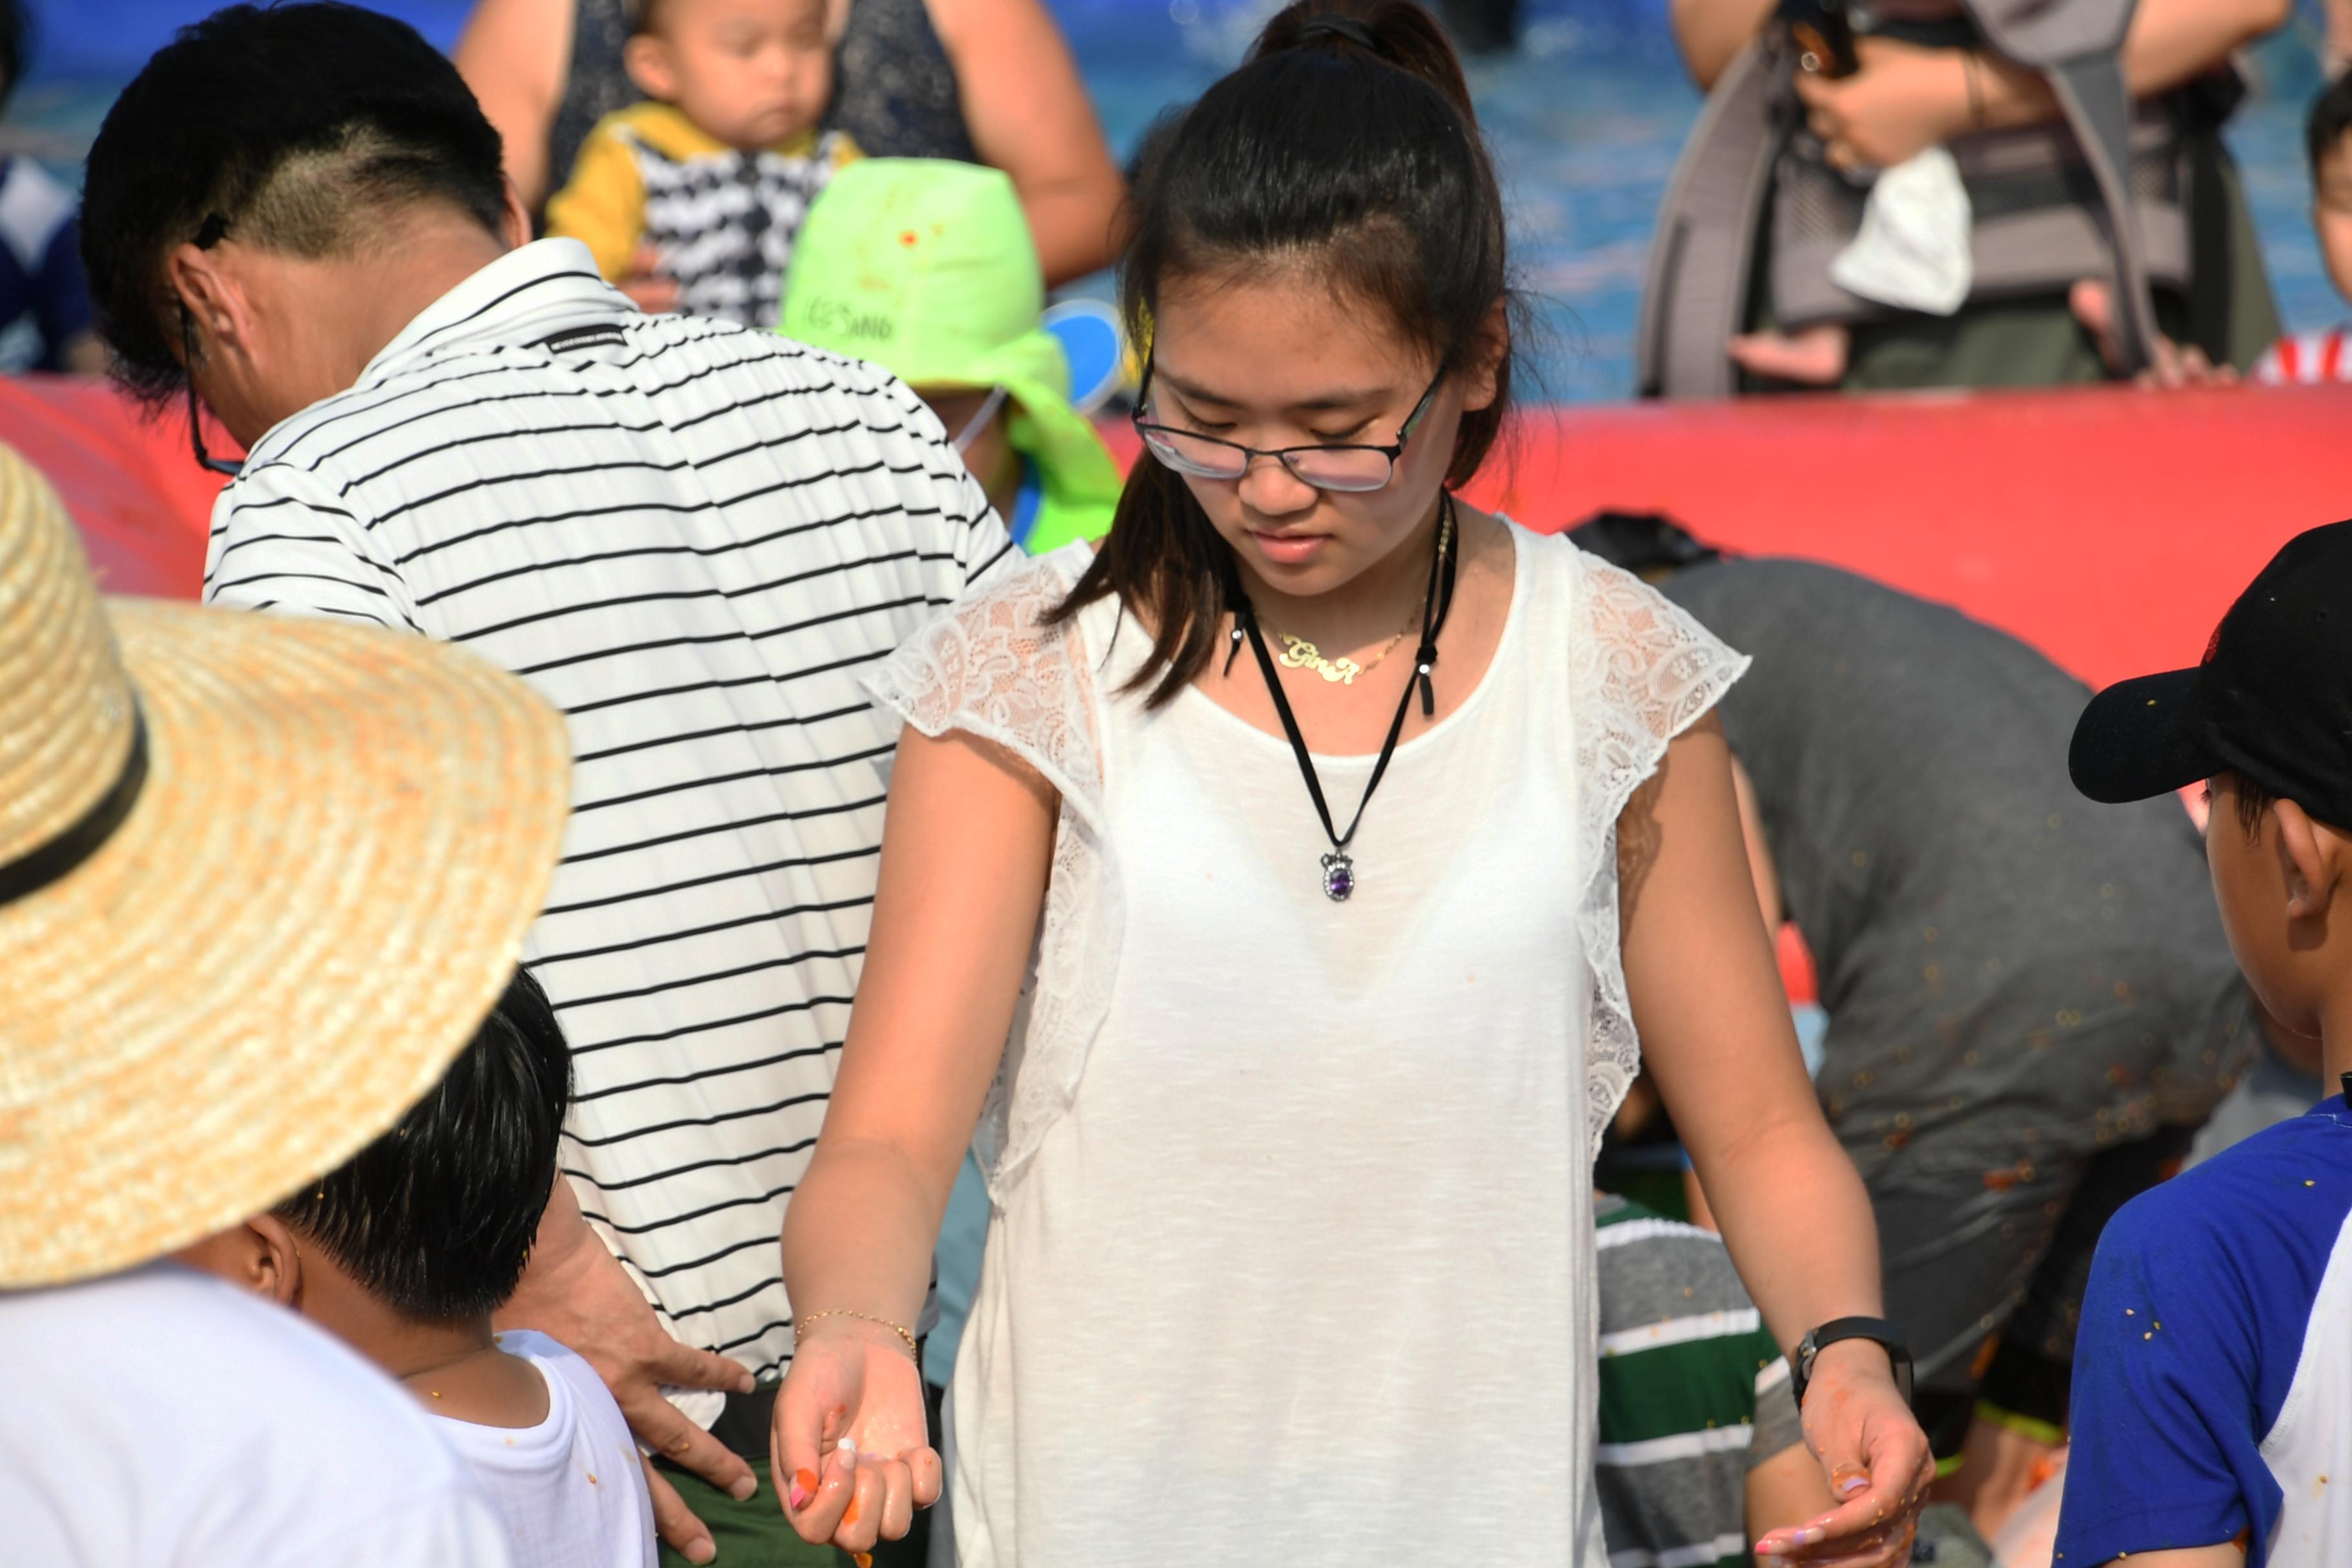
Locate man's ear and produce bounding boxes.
[2273,798,2342,923]
[623,34,677,101]
[163,243,253,363]
[500,176,533,251]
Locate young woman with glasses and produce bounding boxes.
[773,3,1932,1562]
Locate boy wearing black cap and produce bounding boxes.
[2057,521,2352,1568]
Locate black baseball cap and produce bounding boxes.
[2070,520,2352,829]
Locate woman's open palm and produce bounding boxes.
[773,1329,941,1554]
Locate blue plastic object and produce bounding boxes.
[1042,297,1124,415]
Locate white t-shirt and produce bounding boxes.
[442,1330,656,1568]
[0,1264,512,1568]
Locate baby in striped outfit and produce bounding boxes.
[547,0,857,329]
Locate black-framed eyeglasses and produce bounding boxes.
[183,211,241,478]
[1131,357,1447,494]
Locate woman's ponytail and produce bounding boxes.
[1251,0,1475,124]
[1052,0,1514,707]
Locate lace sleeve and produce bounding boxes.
[859,547,1122,1193]
[1569,551,1751,1150]
[862,549,1104,821]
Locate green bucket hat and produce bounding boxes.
[780,159,1121,554]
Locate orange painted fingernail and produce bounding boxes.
[790,1468,818,1510]
[843,1497,861,1526]
[854,1555,874,1568]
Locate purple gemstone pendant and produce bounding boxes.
[1320,851,1355,903]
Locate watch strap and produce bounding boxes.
[1794,1315,1915,1409]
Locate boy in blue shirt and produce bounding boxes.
[2058,520,2352,1568]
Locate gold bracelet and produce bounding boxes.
[1961,50,1988,130]
[794,1309,919,1362]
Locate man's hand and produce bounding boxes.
[496,1179,756,1565]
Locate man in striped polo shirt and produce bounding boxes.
[82,7,1012,1563]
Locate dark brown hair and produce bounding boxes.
[1048,0,1516,705]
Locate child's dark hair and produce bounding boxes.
[2308,71,2352,180]
[1050,0,1515,705]
[275,968,571,1321]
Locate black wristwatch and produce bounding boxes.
[1790,1317,1914,1409]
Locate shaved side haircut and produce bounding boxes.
[81,2,507,407]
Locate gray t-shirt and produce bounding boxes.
[1661,559,2251,1168]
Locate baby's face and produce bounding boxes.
[2317,138,2352,306]
[635,0,832,151]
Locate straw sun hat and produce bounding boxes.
[0,444,571,1288]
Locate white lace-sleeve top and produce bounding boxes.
[863,523,1747,1566]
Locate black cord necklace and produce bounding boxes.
[1229,493,1460,903]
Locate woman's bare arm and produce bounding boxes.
[1618,715,1929,1566]
[928,0,1128,284]
[456,0,575,210]
[1620,717,1876,1358]
[779,727,1057,1331]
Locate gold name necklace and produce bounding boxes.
[1264,513,1451,688]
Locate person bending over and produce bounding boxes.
[2055,522,2352,1568]
[545,0,856,327]
[181,968,654,1568]
[1571,513,2260,1538]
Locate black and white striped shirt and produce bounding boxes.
[202,239,1013,1395]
